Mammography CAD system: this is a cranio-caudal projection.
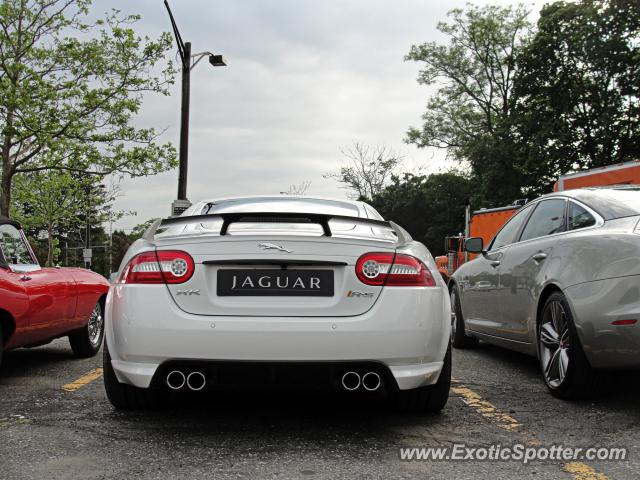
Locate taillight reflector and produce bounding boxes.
[611,319,637,326]
[119,250,195,284]
[356,252,436,287]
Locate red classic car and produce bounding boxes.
[0,216,110,370]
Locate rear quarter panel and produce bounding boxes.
[555,216,640,288]
[63,268,109,328]
[397,240,451,355]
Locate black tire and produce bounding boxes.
[69,300,105,358]
[537,292,608,399]
[394,345,452,413]
[103,341,166,410]
[450,284,479,349]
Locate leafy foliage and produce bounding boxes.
[11,172,126,266]
[406,1,640,204]
[405,4,532,204]
[513,0,640,195]
[0,0,177,216]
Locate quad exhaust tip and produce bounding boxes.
[362,372,381,391]
[341,371,361,391]
[166,370,206,391]
[341,371,381,391]
[186,371,206,391]
[166,370,186,390]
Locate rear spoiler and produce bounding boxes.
[153,212,393,237]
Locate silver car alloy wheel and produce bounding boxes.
[539,300,570,389]
[88,304,104,346]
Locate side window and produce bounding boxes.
[520,199,567,242]
[0,224,37,268]
[489,205,533,250]
[568,201,596,230]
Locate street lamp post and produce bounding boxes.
[164,0,227,217]
[178,40,191,203]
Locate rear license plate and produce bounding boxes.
[217,269,334,297]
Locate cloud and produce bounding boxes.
[96,0,543,231]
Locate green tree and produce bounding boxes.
[405,4,532,204]
[513,0,640,194]
[12,171,122,266]
[371,171,479,256]
[129,217,159,239]
[0,0,177,217]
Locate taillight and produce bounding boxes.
[119,250,195,284]
[356,252,436,287]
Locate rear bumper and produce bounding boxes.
[565,274,640,369]
[105,284,450,390]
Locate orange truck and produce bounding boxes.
[436,160,640,282]
[435,201,523,283]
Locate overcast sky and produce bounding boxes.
[96,0,546,231]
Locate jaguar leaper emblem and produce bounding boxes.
[258,242,292,253]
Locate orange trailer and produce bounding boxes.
[554,160,640,191]
[469,205,520,246]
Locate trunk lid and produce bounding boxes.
[157,235,396,317]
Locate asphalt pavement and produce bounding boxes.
[1,338,638,479]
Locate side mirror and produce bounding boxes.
[464,237,484,254]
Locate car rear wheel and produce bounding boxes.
[450,285,478,349]
[103,341,167,410]
[69,300,104,358]
[394,345,451,413]
[537,292,607,399]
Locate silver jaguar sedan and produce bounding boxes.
[450,186,640,399]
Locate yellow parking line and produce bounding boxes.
[0,415,30,428]
[452,384,610,480]
[565,462,609,480]
[451,385,522,432]
[62,368,103,392]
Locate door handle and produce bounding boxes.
[20,274,32,281]
[532,253,548,262]
[490,260,501,268]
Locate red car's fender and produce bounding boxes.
[63,267,110,329]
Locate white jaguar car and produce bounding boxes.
[103,196,451,411]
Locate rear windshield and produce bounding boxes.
[204,197,362,218]
[605,189,640,212]
[573,188,640,219]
